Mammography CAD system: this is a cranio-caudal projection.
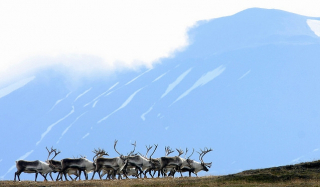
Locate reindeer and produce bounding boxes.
[91,140,128,180]
[45,147,63,181]
[144,146,174,178]
[169,148,212,177]
[60,148,104,181]
[14,148,54,181]
[47,147,89,181]
[124,142,158,178]
[159,147,193,178]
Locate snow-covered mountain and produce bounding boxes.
[1,8,320,180]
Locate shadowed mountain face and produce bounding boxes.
[1,8,320,180]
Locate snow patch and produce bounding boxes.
[313,148,319,152]
[141,104,155,121]
[74,87,92,102]
[161,68,192,98]
[307,19,320,37]
[98,87,144,123]
[37,106,75,145]
[92,100,99,108]
[172,65,225,105]
[82,133,90,139]
[0,76,35,99]
[125,69,151,85]
[84,82,119,107]
[152,71,169,82]
[165,126,169,130]
[238,70,251,80]
[57,112,87,144]
[49,92,72,112]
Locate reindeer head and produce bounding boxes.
[197,147,213,171]
[46,146,61,161]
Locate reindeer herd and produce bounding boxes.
[14,140,212,182]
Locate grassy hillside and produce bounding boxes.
[2,160,320,186]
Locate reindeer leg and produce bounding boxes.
[56,172,60,181]
[41,173,48,181]
[69,175,74,181]
[14,171,20,181]
[64,172,69,181]
[49,172,54,181]
[35,172,38,181]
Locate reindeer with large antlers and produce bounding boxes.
[170,147,213,177]
[91,140,128,180]
[159,147,194,178]
[123,141,158,178]
[60,148,103,181]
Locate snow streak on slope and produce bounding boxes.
[0,76,35,99]
[98,87,144,123]
[0,150,34,179]
[141,103,155,121]
[161,68,192,98]
[172,66,226,104]
[57,111,87,144]
[307,19,320,37]
[81,133,90,139]
[74,88,92,102]
[125,69,152,85]
[36,106,75,145]
[84,82,119,107]
[48,92,72,112]
[152,71,169,82]
[238,70,251,80]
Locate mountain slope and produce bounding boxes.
[1,8,320,180]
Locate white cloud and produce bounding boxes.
[1,1,320,87]
[307,19,320,37]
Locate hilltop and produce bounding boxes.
[2,160,320,186]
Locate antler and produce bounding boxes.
[165,146,174,156]
[114,140,122,156]
[149,144,158,159]
[93,148,109,161]
[188,148,194,159]
[51,148,61,160]
[176,148,184,157]
[46,146,54,161]
[128,141,137,156]
[145,145,153,157]
[184,148,188,158]
[198,147,213,163]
